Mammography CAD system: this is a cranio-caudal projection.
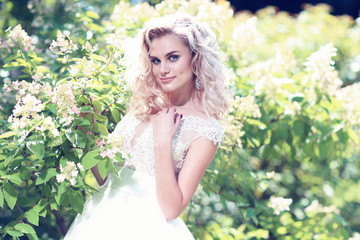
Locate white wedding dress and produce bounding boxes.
[63,110,222,240]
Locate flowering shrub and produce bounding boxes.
[0,0,360,239]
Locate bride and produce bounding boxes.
[64,13,230,239]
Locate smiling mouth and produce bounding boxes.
[160,76,175,83]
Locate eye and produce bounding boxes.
[169,55,179,62]
[151,58,160,65]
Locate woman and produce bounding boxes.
[64,13,230,239]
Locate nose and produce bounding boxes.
[160,62,170,75]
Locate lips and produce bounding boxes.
[160,76,175,83]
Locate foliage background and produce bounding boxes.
[0,0,360,239]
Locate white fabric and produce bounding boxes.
[119,110,223,175]
[64,110,222,239]
[64,168,193,239]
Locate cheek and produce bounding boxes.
[151,65,158,76]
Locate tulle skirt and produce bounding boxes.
[63,168,194,240]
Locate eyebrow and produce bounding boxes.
[149,51,180,59]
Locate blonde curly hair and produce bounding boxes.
[125,13,231,121]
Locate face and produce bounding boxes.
[149,34,195,98]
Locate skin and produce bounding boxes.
[93,33,218,221]
[150,34,218,221]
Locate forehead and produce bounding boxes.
[149,34,189,55]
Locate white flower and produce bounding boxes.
[69,178,77,186]
[49,31,78,54]
[6,24,34,51]
[335,82,360,127]
[56,174,66,183]
[303,43,342,96]
[52,128,60,137]
[69,67,79,77]
[231,17,263,48]
[304,43,337,73]
[56,161,83,186]
[305,200,339,214]
[266,171,275,179]
[349,232,360,240]
[269,196,293,215]
[77,163,84,172]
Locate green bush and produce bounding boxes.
[0,0,359,239]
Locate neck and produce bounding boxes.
[167,89,195,107]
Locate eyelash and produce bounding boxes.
[151,55,179,65]
[169,55,179,62]
[152,59,160,65]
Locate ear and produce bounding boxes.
[191,55,198,73]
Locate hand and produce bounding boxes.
[152,107,182,147]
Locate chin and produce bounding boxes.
[160,85,175,93]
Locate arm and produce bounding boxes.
[155,137,217,221]
[153,108,218,221]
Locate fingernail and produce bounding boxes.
[180,114,183,119]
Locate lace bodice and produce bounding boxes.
[111,110,222,176]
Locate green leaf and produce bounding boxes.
[35,168,57,185]
[94,112,108,123]
[34,198,48,213]
[90,54,107,63]
[221,192,237,201]
[47,134,64,147]
[94,122,109,136]
[87,23,104,33]
[80,105,94,113]
[98,158,111,179]
[246,119,267,129]
[25,209,39,226]
[26,232,39,240]
[318,141,330,160]
[37,65,49,73]
[6,229,24,237]
[49,197,59,211]
[48,103,57,114]
[85,10,100,19]
[55,182,69,205]
[68,189,84,214]
[4,173,22,185]
[246,207,257,218]
[73,118,92,127]
[41,184,51,197]
[3,182,17,210]
[81,149,100,170]
[110,109,120,123]
[3,61,20,68]
[14,223,36,234]
[4,149,20,166]
[93,100,105,112]
[293,120,305,136]
[348,128,359,145]
[0,188,4,208]
[26,140,45,160]
[20,167,31,180]
[0,131,17,139]
[65,129,87,148]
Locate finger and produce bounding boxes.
[174,113,179,123]
[174,114,182,128]
[168,107,176,114]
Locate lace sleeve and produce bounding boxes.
[172,116,223,172]
[179,116,223,146]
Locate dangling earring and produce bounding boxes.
[195,78,201,90]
